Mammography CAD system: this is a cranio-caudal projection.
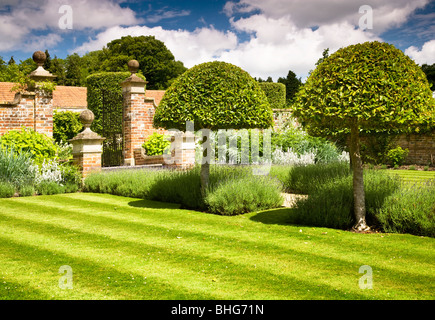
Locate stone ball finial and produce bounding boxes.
[79,109,95,129]
[32,51,46,66]
[127,59,139,74]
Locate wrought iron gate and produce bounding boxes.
[101,89,123,167]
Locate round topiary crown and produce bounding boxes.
[153,61,273,131]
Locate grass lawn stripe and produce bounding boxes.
[0,223,226,300]
[16,194,433,274]
[4,195,433,279]
[3,194,435,296]
[0,193,434,299]
[384,170,435,186]
[0,202,371,299]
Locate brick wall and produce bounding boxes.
[393,133,435,166]
[34,90,53,137]
[0,93,35,135]
[0,88,53,138]
[133,149,165,166]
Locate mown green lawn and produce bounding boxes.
[0,193,434,300]
[385,169,435,186]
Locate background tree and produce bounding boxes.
[0,56,7,81]
[48,56,66,85]
[100,35,187,89]
[44,50,51,70]
[278,70,302,103]
[153,61,273,191]
[0,59,25,82]
[421,63,435,90]
[292,41,435,231]
[0,37,185,89]
[65,53,87,86]
[18,58,36,76]
[256,76,273,82]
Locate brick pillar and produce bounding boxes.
[121,60,147,166]
[29,51,56,137]
[69,110,105,179]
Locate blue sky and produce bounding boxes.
[0,0,434,81]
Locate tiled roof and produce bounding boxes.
[0,82,17,103]
[146,90,165,106]
[53,86,87,108]
[0,82,87,108]
[1,82,166,107]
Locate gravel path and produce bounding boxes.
[281,193,308,208]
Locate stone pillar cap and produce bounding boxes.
[69,109,105,142]
[121,59,148,85]
[29,51,56,81]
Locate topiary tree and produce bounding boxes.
[292,41,435,231]
[153,61,273,191]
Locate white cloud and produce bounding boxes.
[72,2,387,82]
[0,0,141,51]
[73,25,239,68]
[219,15,380,80]
[0,15,29,51]
[5,0,430,83]
[224,0,430,33]
[217,0,431,80]
[22,33,62,53]
[405,40,435,65]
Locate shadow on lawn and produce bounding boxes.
[127,199,182,210]
[250,207,299,226]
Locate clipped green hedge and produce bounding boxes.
[258,82,286,109]
[53,110,83,144]
[86,72,146,135]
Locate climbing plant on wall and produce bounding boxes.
[86,71,146,166]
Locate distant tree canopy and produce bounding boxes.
[0,36,186,89]
[277,70,302,103]
[0,56,36,83]
[100,36,187,89]
[421,63,435,90]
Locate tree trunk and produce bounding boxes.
[350,121,370,231]
[200,130,211,195]
[200,162,210,195]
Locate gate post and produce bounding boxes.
[168,131,197,169]
[69,110,105,179]
[121,60,147,166]
[29,51,56,137]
